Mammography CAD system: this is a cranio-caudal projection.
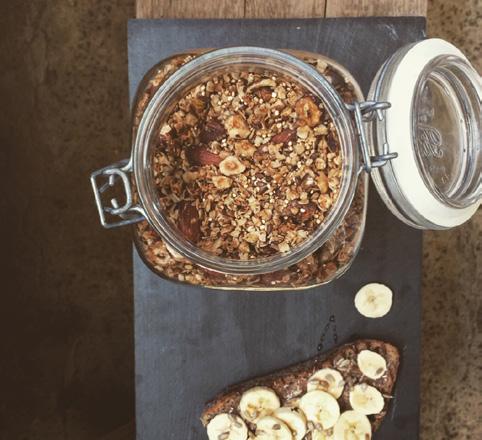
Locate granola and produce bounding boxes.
[132,51,366,288]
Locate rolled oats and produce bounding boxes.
[133,51,366,289]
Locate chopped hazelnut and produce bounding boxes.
[235,140,256,157]
[225,114,250,139]
[212,175,232,189]
[296,125,311,139]
[219,156,246,176]
[295,96,321,127]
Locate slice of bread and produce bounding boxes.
[201,339,400,435]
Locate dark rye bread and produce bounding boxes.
[201,339,400,433]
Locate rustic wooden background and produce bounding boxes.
[136,0,427,19]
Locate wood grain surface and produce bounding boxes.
[245,0,326,18]
[136,0,245,18]
[326,0,427,16]
[136,0,427,18]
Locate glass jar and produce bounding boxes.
[91,40,480,290]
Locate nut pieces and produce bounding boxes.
[199,119,226,143]
[212,175,232,189]
[235,140,256,157]
[219,156,246,176]
[225,114,250,139]
[151,67,344,261]
[186,145,222,166]
[271,129,297,145]
[177,201,201,243]
[296,96,322,127]
[133,52,363,288]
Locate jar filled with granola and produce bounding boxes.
[91,40,481,290]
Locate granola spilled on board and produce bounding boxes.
[133,52,365,288]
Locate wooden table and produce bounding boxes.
[136,0,427,19]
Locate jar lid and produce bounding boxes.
[367,38,481,229]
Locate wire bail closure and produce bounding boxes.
[90,158,145,229]
[346,101,398,173]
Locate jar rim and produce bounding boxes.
[132,47,361,275]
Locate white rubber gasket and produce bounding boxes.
[386,38,480,227]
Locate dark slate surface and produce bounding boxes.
[129,18,426,440]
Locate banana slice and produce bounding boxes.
[273,407,307,440]
[239,387,281,423]
[311,428,334,439]
[354,283,393,318]
[207,413,249,440]
[255,416,293,440]
[307,368,345,399]
[333,411,371,440]
[349,384,385,415]
[299,390,340,430]
[357,350,387,380]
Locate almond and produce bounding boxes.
[186,146,221,166]
[199,119,226,143]
[177,201,201,243]
[219,155,246,176]
[295,96,321,127]
[271,129,296,145]
[225,115,250,139]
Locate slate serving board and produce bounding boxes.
[129,17,425,440]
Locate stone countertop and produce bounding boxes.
[0,0,479,439]
[422,1,481,439]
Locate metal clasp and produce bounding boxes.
[90,158,145,229]
[346,101,398,173]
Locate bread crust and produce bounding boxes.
[201,339,400,433]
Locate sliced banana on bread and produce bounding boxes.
[202,339,400,439]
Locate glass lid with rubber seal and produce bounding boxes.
[366,38,481,229]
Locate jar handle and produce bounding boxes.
[90,158,145,229]
[346,101,398,173]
